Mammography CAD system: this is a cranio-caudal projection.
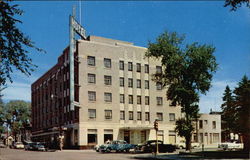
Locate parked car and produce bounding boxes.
[25,142,47,151]
[135,140,176,153]
[98,140,136,153]
[218,141,243,150]
[176,140,200,149]
[0,141,6,148]
[14,142,24,149]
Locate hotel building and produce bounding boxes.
[31,36,182,149]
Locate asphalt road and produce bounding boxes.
[0,148,137,160]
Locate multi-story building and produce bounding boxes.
[192,112,221,146]
[31,36,182,149]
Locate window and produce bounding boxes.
[88,91,96,101]
[156,66,162,74]
[105,110,112,120]
[104,58,111,68]
[157,112,163,121]
[120,77,124,87]
[120,94,125,103]
[119,60,124,70]
[128,62,133,71]
[145,64,149,73]
[136,63,141,72]
[137,96,141,105]
[129,111,133,120]
[104,75,112,85]
[169,113,175,121]
[157,97,163,106]
[88,74,96,84]
[128,78,133,88]
[212,121,216,129]
[145,96,150,105]
[137,112,142,120]
[129,95,133,104]
[88,109,96,119]
[137,79,141,88]
[104,92,112,102]
[87,56,95,66]
[199,120,203,129]
[156,82,162,90]
[145,80,149,89]
[145,112,150,121]
[120,111,125,120]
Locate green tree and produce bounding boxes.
[0,1,44,86]
[146,31,218,151]
[4,100,31,141]
[224,0,250,11]
[233,75,250,151]
[221,85,237,139]
[0,97,5,134]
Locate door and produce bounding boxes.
[124,131,130,144]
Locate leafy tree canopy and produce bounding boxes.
[0,1,44,86]
[224,0,250,11]
[146,31,218,150]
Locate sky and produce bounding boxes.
[2,1,250,113]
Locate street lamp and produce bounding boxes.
[154,119,159,155]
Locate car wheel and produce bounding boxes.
[106,148,111,153]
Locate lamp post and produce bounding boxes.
[154,119,159,155]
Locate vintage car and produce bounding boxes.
[218,141,243,150]
[135,140,176,153]
[14,142,25,149]
[98,140,136,153]
[176,140,200,149]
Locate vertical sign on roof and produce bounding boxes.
[69,6,86,111]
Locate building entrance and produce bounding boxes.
[124,130,130,143]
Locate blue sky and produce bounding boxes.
[2,1,250,113]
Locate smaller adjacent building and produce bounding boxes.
[192,112,221,146]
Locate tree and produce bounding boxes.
[146,31,218,151]
[0,97,5,134]
[0,1,44,87]
[221,85,237,140]
[233,75,250,151]
[224,0,250,11]
[4,100,31,141]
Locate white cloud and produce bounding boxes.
[199,79,237,113]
